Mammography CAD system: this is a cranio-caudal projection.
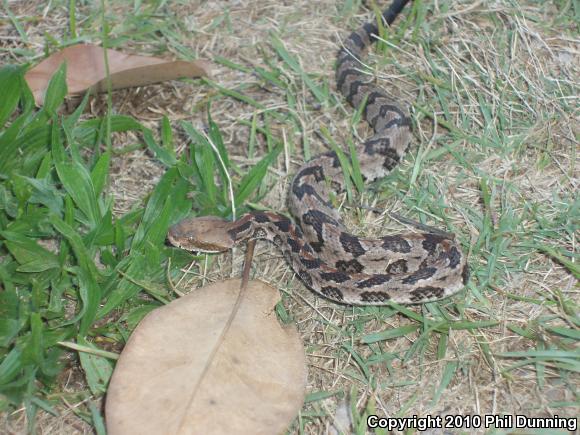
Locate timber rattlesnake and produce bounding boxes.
[168,0,469,305]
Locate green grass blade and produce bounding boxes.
[52,123,101,227]
[77,337,113,394]
[270,34,327,104]
[0,348,22,385]
[49,214,101,282]
[142,127,177,167]
[235,143,282,208]
[90,151,111,197]
[42,63,68,115]
[1,231,60,272]
[361,324,420,344]
[430,361,458,407]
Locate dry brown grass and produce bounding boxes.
[1,0,578,433]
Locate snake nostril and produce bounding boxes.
[164,0,464,306]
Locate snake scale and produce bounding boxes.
[168,0,469,305]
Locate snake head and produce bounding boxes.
[167,216,235,253]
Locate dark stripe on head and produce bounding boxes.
[401,267,437,284]
[227,220,252,239]
[252,212,270,223]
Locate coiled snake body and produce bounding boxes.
[169,0,469,305]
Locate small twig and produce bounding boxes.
[202,130,236,219]
[241,240,256,290]
[355,205,455,237]
[177,240,256,432]
[166,257,185,297]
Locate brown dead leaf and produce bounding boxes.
[106,279,307,435]
[24,43,211,106]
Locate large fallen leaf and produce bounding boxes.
[25,43,211,106]
[106,279,307,435]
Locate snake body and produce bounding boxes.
[168,0,469,305]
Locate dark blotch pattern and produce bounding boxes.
[382,117,411,129]
[377,104,411,126]
[301,257,322,270]
[422,233,447,256]
[360,291,391,303]
[298,269,313,288]
[348,31,365,50]
[366,97,409,126]
[337,68,359,92]
[381,148,401,171]
[301,242,314,254]
[364,137,391,155]
[356,274,391,289]
[301,209,339,253]
[348,80,371,103]
[402,267,438,284]
[447,246,462,268]
[335,259,364,273]
[321,286,344,301]
[319,271,350,283]
[287,237,301,253]
[409,286,445,302]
